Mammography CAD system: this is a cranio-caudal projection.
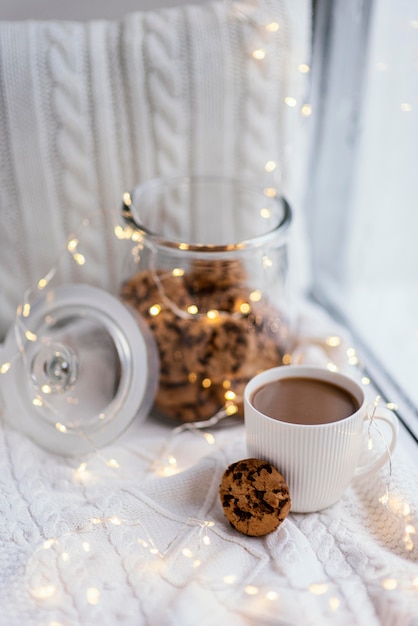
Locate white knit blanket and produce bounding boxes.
[0,3,417,625]
[0,302,417,626]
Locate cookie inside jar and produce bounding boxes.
[120,257,285,423]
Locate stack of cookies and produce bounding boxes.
[120,259,283,423]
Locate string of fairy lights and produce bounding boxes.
[0,1,417,621]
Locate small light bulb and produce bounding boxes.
[284,96,297,107]
[86,587,100,605]
[149,304,161,316]
[252,49,266,60]
[265,21,279,32]
[309,583,328,595]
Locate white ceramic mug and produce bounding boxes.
[244,365,399,513]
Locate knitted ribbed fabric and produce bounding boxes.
[0,0,310,341]
[0,299,417,626]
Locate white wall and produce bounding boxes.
[0,0,201,21]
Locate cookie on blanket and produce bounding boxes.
[219,458,291,536]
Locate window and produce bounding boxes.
[307,0,418,444]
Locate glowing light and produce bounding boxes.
[187,305,199,315]
[114,225,124,239]
[22,303,31,317]
[245,585,259,595]
[202,378,212,389]
[379,493,389,505]
[74,253,85,266]
[403,503,411,516]
[266,591,279,601]
[67,238,78,251]
[149,304,161,316]
[107,459,120,469]
[0,362,11,374]
[326,362,338,372]
[202,535,211,546]
[348,356,359,365]
[260,207,271,219]
[262,256,273,268]
[78,462,87,473]
[38,278,48,289]
[405,524,415,534]
[282,353,292,365]
[264,160,276,173]
[361,377,370,385]
[309,583,328,595]
[298,63,310,73]
[346,347,356,357]
[193,559,201,568]
[239,302,251,314]
[401,103,412,112]
[182,548,194,558]
[41,384,52,394]
[188,372,197,383]
[265,21,279,32]
[252,49,266,60]
[264,187,277,198]
[168,455,177,466]
[31,585,56,600]
[204,433,215,445]
[223,575,237,585]
[43,539,57,549]
[301,103,312,117]
[206,310,219,320]
[386,402,398,410]
[90,517,102,525]
[284,96,297,107]
[61,552,69,562]
[225,404,238,416]
[329,597,340,611]
[224,390,236,401]
[411,20,418,28]
[122,192,132,206]
[326,336,341,347]
[172,268,184,277]
[86,587,100,605]
[55,422,67,433]
[250,289,262,302]
[223,380,231,389]
[109,516,122,526]
[25,330,37,342]
[179,243,190,250]
[413,577,418,588]
[382,578,398,591]
[82,542,90,552]
[368,438,373,451]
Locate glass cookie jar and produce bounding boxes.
[120,175,292,424]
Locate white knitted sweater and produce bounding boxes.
[0,0,310,340]
[0,3,417,625]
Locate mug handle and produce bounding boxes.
[354,407,399,477]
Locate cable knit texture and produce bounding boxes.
[1,2,417,625]
[0,0,310,339]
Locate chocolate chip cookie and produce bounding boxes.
[219,458,291,536]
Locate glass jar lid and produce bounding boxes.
[0,284,158,456]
